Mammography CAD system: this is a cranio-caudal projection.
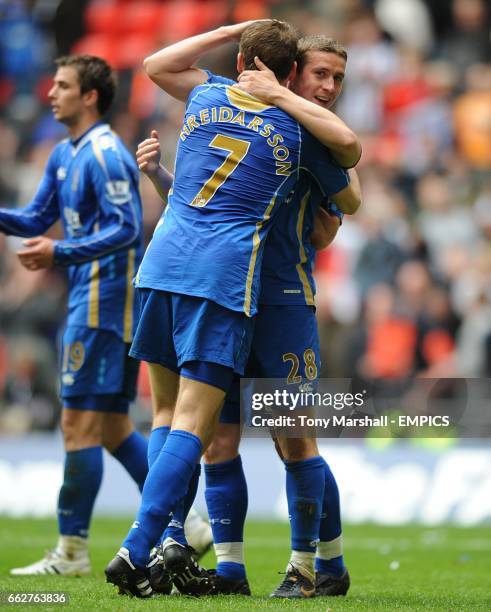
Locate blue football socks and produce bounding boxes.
[285,456,325,553]
[57,447,103,538]
[122,429,202,568]
[316,458,345,577]
[147,426,170,546]
[147,426,170,468]
[164,463,201,546]
[111,431,148,492]
[204,455,248,579]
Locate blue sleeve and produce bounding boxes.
[54,137,141,266]
[0,150,60,236]
[299,129,350,197]
[185,70,236,110]
[322,200,344,224]
[203,69,236,86]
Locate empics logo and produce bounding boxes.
[105,180,131,204]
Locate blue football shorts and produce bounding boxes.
[220,305,321,424]
[129,288,254,391]
[60,325,139,413]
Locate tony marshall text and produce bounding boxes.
[250,415,450,428]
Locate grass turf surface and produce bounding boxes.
[0,518,490,610]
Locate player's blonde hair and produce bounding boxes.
[296,36,347,74]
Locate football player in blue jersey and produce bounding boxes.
[135,32,359,598]
[105,21,359,598]
[231,36,357,599]
[2,55,149,576]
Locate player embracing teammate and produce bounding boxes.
[105,20,361,599]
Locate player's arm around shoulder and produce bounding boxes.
[268,85,361,168]
[237,57,361,168]
[143,22,255,101]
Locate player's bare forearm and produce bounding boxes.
[347,168,361,205]
[270,87,361,168]
[331,169,361,215]
[149,166,174,203]
[143,22,255,100]
[311,208,341,250]
[136,130,174,202]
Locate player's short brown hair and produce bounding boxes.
[296,36,347,74]
[55,54,116,116]
[239,20,300,81]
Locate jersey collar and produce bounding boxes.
[71,121,109,156]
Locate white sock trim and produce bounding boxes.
[214,542,244,565]
[289,550,315,580]
[57,535,89,557]
[316,535,343,560]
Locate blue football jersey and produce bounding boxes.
[136,73,349,317]
[0,122,143,341]
[259,169,342,306]
[202,76,350,308]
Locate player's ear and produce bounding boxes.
[286,61,297,86]
[237,52,245,75]
[83,88,99,111]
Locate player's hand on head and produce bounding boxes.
[136,129,161,176]
[16,236,54,270]
[224,20,272,41]
[237,56,281,104]
[253,56,276,75]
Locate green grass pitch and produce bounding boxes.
[1,518,490,610]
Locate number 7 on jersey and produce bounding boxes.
[191,134,250,207]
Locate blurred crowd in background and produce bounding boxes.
[0,0,490,433]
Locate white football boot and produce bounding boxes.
[10,536,91,576]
